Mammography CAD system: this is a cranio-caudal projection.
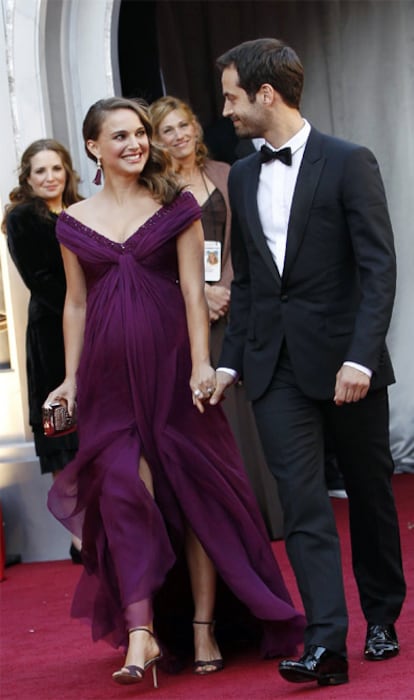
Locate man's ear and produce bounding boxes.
[259,83,275,105]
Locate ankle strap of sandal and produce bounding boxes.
[128,626,156,638]
[193,620,216,625]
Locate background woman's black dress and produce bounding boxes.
[7,202,78,473]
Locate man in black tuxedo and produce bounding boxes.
[211,38,406,687]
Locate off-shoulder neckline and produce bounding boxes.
[58,191,196,248]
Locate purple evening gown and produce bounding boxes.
[48,191,304,657]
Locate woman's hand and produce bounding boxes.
[204,284,230,323]
[44,377,77,416]
[190,362,216,413]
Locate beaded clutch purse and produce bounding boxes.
[42,401,77,437]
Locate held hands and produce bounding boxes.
[43,377,77,416]
[191,362,217,413]
[209,369,234,406]
[191,365,234,413]
[334,365,370,406]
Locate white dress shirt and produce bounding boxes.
[258,119,311,275]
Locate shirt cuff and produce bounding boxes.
[343,361,372,379]
[216,367,238,380]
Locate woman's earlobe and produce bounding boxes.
[86,140,98,159]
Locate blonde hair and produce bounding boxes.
[149,96,209,169]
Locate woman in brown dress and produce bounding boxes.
[150,96,283,540]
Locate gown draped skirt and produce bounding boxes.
[48,192,305,657]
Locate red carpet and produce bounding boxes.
[1,474,413,700]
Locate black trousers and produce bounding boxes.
[252,346,406,653]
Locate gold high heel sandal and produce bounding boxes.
[112,627,163,687]
[193,620,224,675]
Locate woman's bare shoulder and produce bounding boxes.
[65,197,98,218]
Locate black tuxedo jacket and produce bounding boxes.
[219,127,396,401]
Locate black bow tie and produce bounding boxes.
[260,144,292,166]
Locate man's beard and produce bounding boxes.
[233,122,256,139]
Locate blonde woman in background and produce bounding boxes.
[150,96,282,539]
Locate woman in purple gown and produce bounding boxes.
[45,97,304,689]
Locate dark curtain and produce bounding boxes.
[156,0,333,126]
[118,0,163,102]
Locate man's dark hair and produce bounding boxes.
[217,38,304,108]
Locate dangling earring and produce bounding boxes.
[93,157,102,185]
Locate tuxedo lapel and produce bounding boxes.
[242,153,281,281]
[282,129,325,281]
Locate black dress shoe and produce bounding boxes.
[364,624,399,661]
[279,645,349,686]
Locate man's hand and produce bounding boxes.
[210,369,235,405]
[334,365,371,406]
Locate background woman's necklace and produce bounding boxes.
[48,204,66,215]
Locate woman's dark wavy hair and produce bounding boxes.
[82,96,182,205]
[217,38,304,108]
[2,138,82,232]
